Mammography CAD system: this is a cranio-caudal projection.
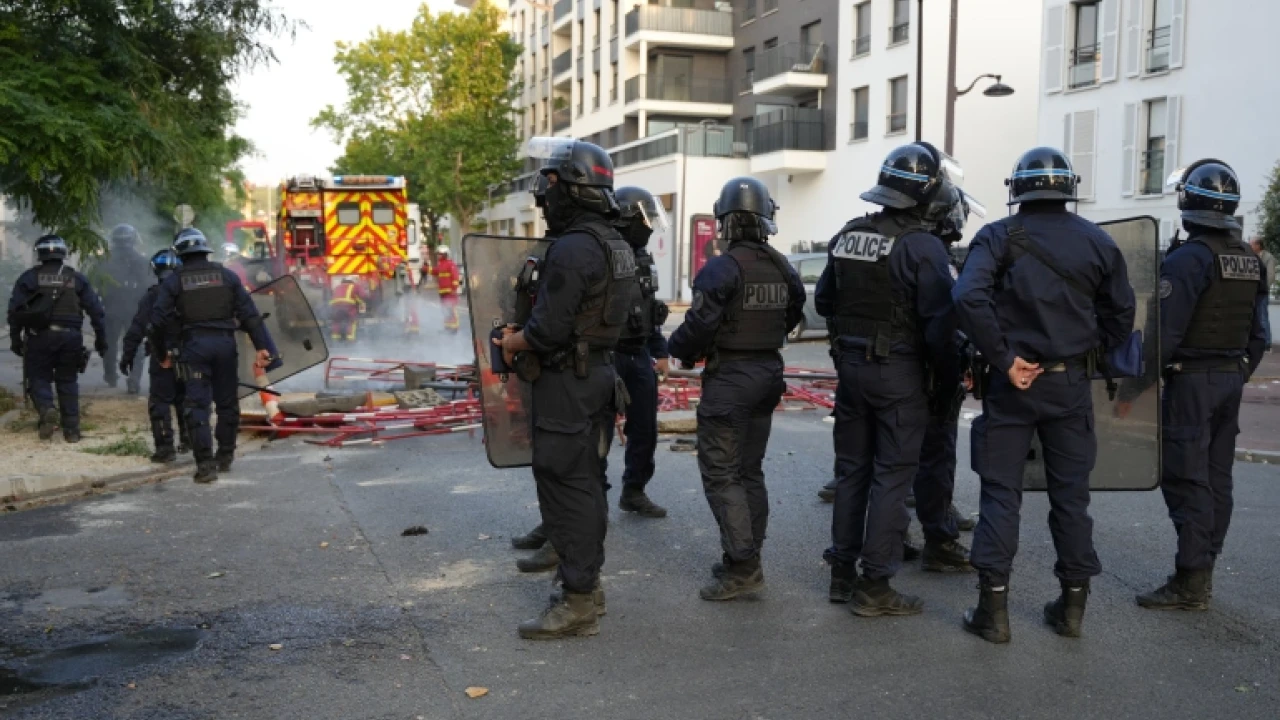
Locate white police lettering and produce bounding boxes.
[181,271,224,290]
[742,283,789,311]
[1218,254,1260,282]
[37,274,73,288]
[831,232,894,263]
[611,247,637,278]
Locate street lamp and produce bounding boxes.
[940,0,1015,155]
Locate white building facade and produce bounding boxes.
[1036,0,1280,245]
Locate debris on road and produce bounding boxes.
[268,643,283,651]
[402,526,429,537]
[207,572,225,579]
[465,687,489,699]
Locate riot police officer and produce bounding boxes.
[1129,160,1267,611]
[7,235,107,442]
[605,185,671,519]
[954,147,1135,643]
[816,142,964,618]
[668,177,805,602]
[150,228,281,484]
[493,139,636,639]
[120,249,190,463]
[98,224,150,393]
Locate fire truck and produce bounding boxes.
[276,174,412,323]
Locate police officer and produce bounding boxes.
[604,185,671,519]
[1128,160,1267,611]
[120,249,190,463]
[8,235,107,441]
[668,177,805,602]
[816,143,963,618]
[98,224,150,393]
[150,228,281,484]
[954,147,1135,643]
[493,139,636,639]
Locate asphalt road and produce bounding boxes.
[2,341,1280,719]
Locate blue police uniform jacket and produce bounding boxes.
[1161,233,1268,374]
[7,261,106,335]
[149,257,277,357]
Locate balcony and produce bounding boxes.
[576,54,584,80]
[552,0,572,33]
[1147,25,1171,73]
[592,96,600,111]
[593,0,600,9]
[592,46,600,72]
[623,74,734,117]
[1140,148,1165,196]
[576,101,583,117]
[552,106,571,132]
[623,6,734,51]
[577,0,584,21]
[752,42,827,96]
[552,50,572,83]
[609,124,737,170]
[750,109,826,175]
[890,22,910,46]
[609,85,617,104]
[1068,44,1099,89]
[610,34,619,63]
[852,34,870,58]
[540,23,549,47]
[887,112,907,135]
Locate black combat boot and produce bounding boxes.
[193,461,219,484]
[1043,580,1089,637]
[511,524,547,550]
[516,544,560,573]
[62,427,81,443]
[215,449,234,473]
[518,591,600,640]
[902,538,922,562]
[921,540,974,573]
[619,486,667,518]
[949,504,976,532]
[176,416,191,454]
[37,407,59,441]
[710,553,732,580]
[700,556,764,601]
[817,478,836,503]
[150,445,177,463]
[850,575,924,617]
[963,584,1011,644]
[829,562,856,604]
[1136,568,1210,611]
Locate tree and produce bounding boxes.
[1257,160,1280,259]
[316,0,521,238]
[0,0,292,253]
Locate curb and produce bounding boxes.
[1236,447,1280,465]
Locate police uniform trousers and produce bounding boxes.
[970,366,1101,587]
[104,312,141,390]
[600,347,658,493]
[824,350,928,578]
[697,352,785,563]
[24,328,83,429]
[147,355,187,450]
[531,362,616,594]
[1160,368,1245,571]
[914,415,961,545]
[180,331,240,462]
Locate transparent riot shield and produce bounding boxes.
[462,233,552,468]
[237,275,330,398]
[1024,216,1161,491]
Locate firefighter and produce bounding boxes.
[328,276,367,342]
[432,246,461,334]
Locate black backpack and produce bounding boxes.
[10,267,65,331]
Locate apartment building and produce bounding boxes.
[1037,0,1280,245]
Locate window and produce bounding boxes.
[742,116,754,151]
[1064,108,1098,201]
[372,203,394,225]
[887,76,907,134]
[1140,99,1167,195]
[1147,0,1173,72]
[850,86,869,141]
[800,20,820,50]
[1069,1,1100,89]
[593,72,600,109]
[798,257,827,285]
[337,203,360,225]
[763,37,778,51]
[890,0,909,45]
[853,2,871,57]
[742,47,755,89]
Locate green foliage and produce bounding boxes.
[0,387,15,415]
[0,0,292,254]
[1257,160,1280,259]
[81,430,151,457]
[315,0,522,236]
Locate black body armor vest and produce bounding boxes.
[829,214,919,355]
[37,264,82,319]
[177,264,235,323]
[716,240,791,352]
[568,217,638,349]
[620,248,661,343]
[1181,232,1260,351]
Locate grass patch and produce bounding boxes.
[80,432,151,458]
[0,387,16,415]
[7,413,99,433]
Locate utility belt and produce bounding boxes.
[614,338,649,356]
[830,316,917,359]
[29,324,78,335]
[1165,357,1247,375]
[182,327,236,340]
[705,347,779,374]
[1039,357,1090,373]
[541,341,616,378]
[972,353,1092,400]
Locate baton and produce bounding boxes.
[239,382,282,396]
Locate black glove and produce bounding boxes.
[10,337,23,358]
[95,337,108,357]
[265,355,284,372]
[119,358,133,378]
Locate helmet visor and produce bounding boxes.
[938,151,966,187]
[1166,167,1188,192]
[623,196,670,232]
[961,190,987,219]
[526,137,576,165]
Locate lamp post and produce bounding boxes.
[940,0,1015,155]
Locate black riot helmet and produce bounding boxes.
[1173,159,1242,231]
[714,176,778,244]
[1006,146,1078,205]
[862,142,952,210]
[172,227,212,257]
[110,224,139,249]
[614,186,669,249]
[922,183,985,245]
[34,234,69,263]
[528,137,619,223]
[150,248,182,279]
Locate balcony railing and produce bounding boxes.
[576,101,583,117]
[762,0,778,14]
[849,120,868,141]
[741,0,756,24]
[609,124,737,170]
[541,78,549,96]
[890,22,910,45]
[593,0,601,9]
[1147,25,1171,73]
[609,85,617,104]
[852,35,871,57]
[624,74,733,104]
[577,0,584,21]
[1069,44,1099,88]
[552,50,572,76]
[576,54,584,79]
[592,96,600,110]
[540,24,549,46]
[887,112,907,134]
[552,0,571,24]
[624,6,733,38]
[752,109,824,155]
[740,71,754,94]
[610,35,619,63]
[1140,148,1165,196]
[756,42,827,82]
[592,47,600,71]
[552,107,571,131]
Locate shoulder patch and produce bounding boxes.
[1218,254,1261,282]
[691,290,705,313]
[1159,278,1173,299]
[831,232,894,263]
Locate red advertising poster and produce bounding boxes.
[689,214,723,286]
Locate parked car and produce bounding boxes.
[786,252,828,340]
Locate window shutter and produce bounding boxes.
[1071,109,1098,201]
[1124,0,1143,77]
[1163,96,1181,194]
[1161,218,1174,250]
[1044,3,1066,94]
[1121,103,1138,197]
[1170,0,1187,69]
[1063,112,1073,156]
[1100,0,1121,83]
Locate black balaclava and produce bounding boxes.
[621,215,653,249]
[542,179,586,235]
